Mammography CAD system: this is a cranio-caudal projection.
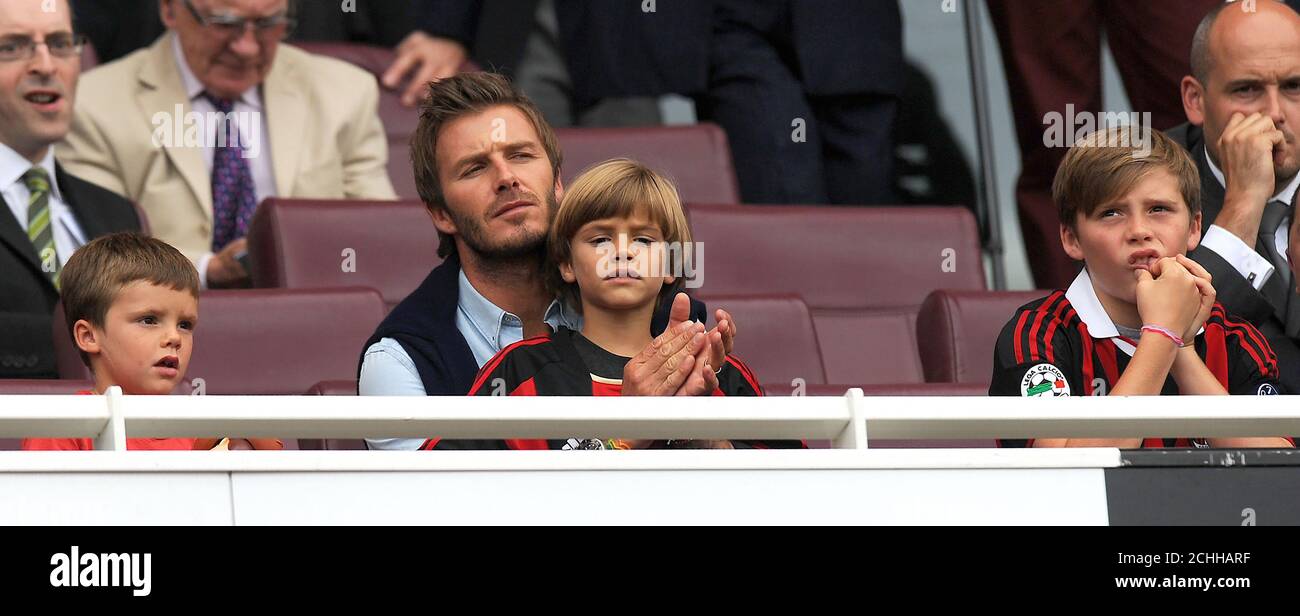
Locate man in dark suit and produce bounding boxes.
[417,0,710,126]
[0,0,140,378]
[1172,0,1300,393]
[418,0,903,203]
[697,0,903,205]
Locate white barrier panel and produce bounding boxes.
[3,388,1300,450]
[0,449,1117,525]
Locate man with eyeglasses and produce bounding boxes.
[59,0,396,289]
[0,0,142,378]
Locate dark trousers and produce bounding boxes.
[697,0,898,205]
[987,0,1221,289]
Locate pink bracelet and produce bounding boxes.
[1141,324,1186,348]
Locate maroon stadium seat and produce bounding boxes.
[697,294,827,387]
[297,380,366,450]
[388,140,417,199]
[291,46,737,205]
[556,124,740,204]
[0,379,96,450]
[132,200,150,236]
[80,42,98,71]
[247,198,439,310]
[304,380,359,396]
[916,289,1048,386]
[0,379,94,395]
[54,288,386,395]
[50,304,84,381]
[688,204,986,385]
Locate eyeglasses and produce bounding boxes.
[181,0,295,41]
[0,33,87,63]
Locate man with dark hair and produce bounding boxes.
[1171,0,1300,393]
[0,0,140,378]
[358,72,736,450]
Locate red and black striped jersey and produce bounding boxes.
[422,327,798,450]
[991,272,1283,448]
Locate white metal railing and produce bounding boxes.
[1,387,1299,451]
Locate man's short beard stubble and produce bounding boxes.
[453,184,558,264]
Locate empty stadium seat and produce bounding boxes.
[0,379,95,450]
[688,204,986,385]
[697,294,827,387]
[54,288,387,395]
[247,198,439,310]
[297,380,366,451]
[916,289,1048,386]
[80,43,98,71]
[132,200,151,235]
[389,123,744,202]
[557,124,741,204]
[388,140,417,199]
[0,379,94,395]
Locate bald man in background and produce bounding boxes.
[1170,0,1300,392]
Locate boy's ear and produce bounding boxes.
[1060,222,1086,262]
[1186,211,1203,253]
[559,259,576,283]
[72,319,101,357]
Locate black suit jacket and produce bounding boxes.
[1168,122,1300,393]
[0,164,141,378]
[420,0,900,108]
[420,0,711,109]
[782,0,904,98]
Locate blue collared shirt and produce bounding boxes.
[359,270,579,449]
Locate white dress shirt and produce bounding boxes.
[1198,149,1300,290]
[0,144,86,268]
[172,35,276,288]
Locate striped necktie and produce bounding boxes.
[22,166,59,290]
